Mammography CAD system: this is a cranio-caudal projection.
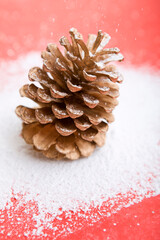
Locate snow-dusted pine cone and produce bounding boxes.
[16,28,124,160]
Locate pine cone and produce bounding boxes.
[16,28,124,160]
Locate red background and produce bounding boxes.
[0,0,160,239]
[0,0,160,68]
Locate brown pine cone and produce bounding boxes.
[15,28,124,160]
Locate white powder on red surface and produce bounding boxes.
[0,52,160,219]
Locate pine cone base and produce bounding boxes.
[16,28,123,160]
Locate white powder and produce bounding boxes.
[0,52,160,226]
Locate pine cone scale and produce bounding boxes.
[55,119,76,136]
[75,137,96,157]
[22,123,43,144]
[35,108,55,124]
[51,103,69,119]
[66,78,82,92]
[65,100,84,119]
[33,124,59,151]
[55,134,75,155]
[74,116,92,131]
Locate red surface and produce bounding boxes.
[0,192,160,240]
[0,0,160,239]
[0,0,160,68]
[61,195,160,240]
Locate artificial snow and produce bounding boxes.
[0,52,160,219]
